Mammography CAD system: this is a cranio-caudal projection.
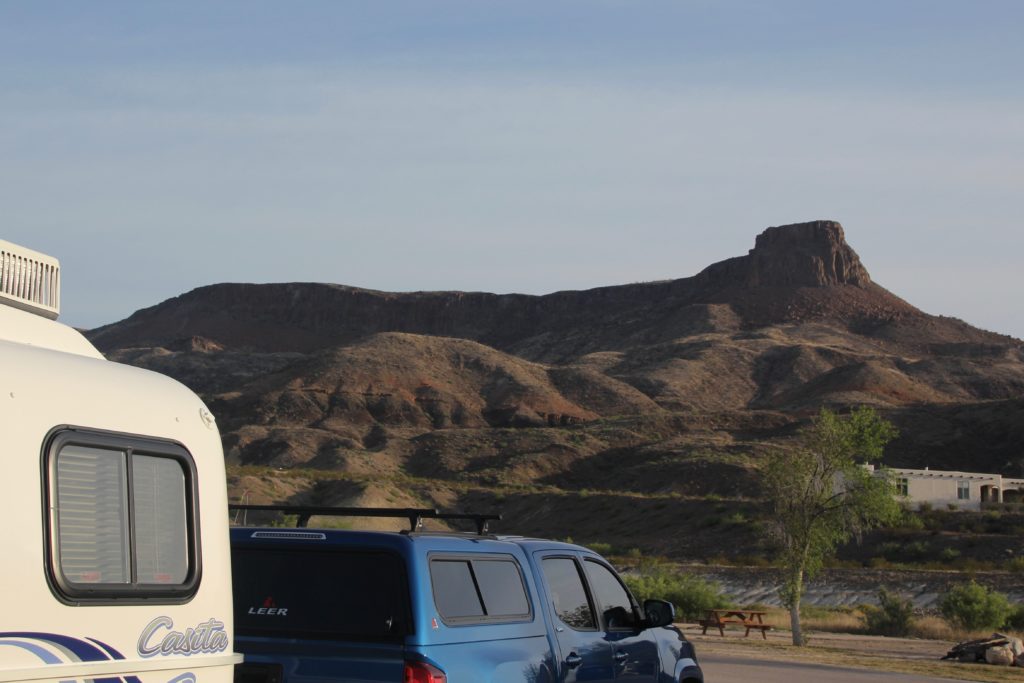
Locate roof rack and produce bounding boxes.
[435,512,503,535]
[228,504,502,535]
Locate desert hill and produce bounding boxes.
[90,221,1024,555]
[90,221,1005,357]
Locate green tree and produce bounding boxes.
[763,406,902,645]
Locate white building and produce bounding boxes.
[867,465,1024,511]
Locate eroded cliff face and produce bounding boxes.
[694,220,871,288]
[748,220,871,287]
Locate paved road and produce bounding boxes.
[699,653,970,682]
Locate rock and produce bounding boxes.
[747,221,872,287]
[693,220,873,290]
[985,645,1014,666]
[167,335,225,353]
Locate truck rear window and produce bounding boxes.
[232,548,411,640]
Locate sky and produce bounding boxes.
[2,1,1022,338]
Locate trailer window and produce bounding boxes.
[55,445,131,584]
[133,455,189,584]
[45,429,199,602]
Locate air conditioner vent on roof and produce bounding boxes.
[0,240,60,319]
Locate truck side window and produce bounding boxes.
[584,560,637,630]
[541,558,595,630]
[430,556,532,624]
[45,429,199,602]
[474,560,530,617]
[431,560,485,619]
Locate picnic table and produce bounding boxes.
[699,609,773,639]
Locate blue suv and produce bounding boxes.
[230,506,703,683]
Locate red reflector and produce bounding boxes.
[404,660,446,683]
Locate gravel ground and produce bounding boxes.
[687,626,955,659]
[683,626,1023,683]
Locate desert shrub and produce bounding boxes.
[862,589,915,636]
[999,602,1024,630]
[725,511,746,524]
[899,513,926,531]
[1003,604,1024,631]
[877,541,902,560]
[939,547,961,562]
[939,581,1011,632]
[982,511,1003,533]
[623,568,732,621]
[905,540,930,560]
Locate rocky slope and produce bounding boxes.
[90,220,1024,555]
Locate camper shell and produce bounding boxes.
[0,239,241,683]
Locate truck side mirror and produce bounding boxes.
[643,599,675,628]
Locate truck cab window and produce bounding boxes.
[584,559,637,629]
[541,558,595,630]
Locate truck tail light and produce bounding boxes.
[404,661,446,683]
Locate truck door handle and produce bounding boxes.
[565,653,583,669]
[614,651,628,664]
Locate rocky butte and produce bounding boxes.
[90,221,1024,559]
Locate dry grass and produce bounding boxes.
[744,606,1024,643]
[802,607,864,633]
[912,615,960,641]
[739,606,865,634]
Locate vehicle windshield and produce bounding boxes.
[231,547,411,640]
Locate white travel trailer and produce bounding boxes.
[0,239,240,683]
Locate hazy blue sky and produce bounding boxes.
[2,1,1022,339]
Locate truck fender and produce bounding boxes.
[674,657,701,682]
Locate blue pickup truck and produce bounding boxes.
[230,506,703,683]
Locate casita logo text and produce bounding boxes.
[138,616,229,657]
